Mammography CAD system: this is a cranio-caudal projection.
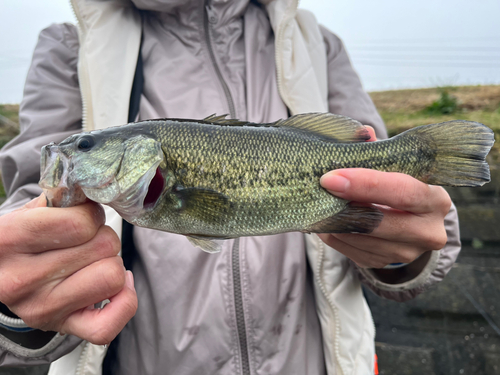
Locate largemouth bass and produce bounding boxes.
[39,113,494,253]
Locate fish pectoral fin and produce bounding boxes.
[171,187,231,223]
[186,236,222,253]
[304,203,383,234]
[274,113,370,143]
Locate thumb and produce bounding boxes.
[24,193,48,209]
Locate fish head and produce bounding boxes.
[40,130,166,219]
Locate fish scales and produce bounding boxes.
[39,113,494,253]
[142,121,340,236]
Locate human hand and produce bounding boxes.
[0,194,138,345]
[318,126,452,270]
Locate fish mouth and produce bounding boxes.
[143,167,165,209]
[39,143,87,207]
[108,160,164,220]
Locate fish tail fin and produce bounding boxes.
[402,120,494,187]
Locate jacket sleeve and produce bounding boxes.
[320,25,461,302]
[0,23,84,365]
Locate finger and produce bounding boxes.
[365,126,377,142]
[53,257,126,318]
[0,227,121,305]
[20,256,127,330]
[23,194,48,209]
[61,271,138,345]
[318,233,427,268]
[3,201,106,253]
[368,206,448,249]
[320,169,451,214]
[318,233,390,269]
[333,232,432,262]
[32,225,121,282]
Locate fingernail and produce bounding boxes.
[125,270,135,291]
[321,173,350,195]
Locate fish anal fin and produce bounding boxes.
[305,203,383,234]
[275,113,370,143]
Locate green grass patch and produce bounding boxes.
[0,104,19,201]
[0,174,5,199]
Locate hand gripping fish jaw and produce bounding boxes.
[40,132,166,221]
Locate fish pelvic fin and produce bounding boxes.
[304,203,383,234]
[401,120,494,187]
[186,236,222,253]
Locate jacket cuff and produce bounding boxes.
[356,250,440,302]
[356,203,461,302]
[0,328,82,366]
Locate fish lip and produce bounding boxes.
[39,143,68,189]
[39,144,88,207]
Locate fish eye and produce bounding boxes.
[77,135,95,152]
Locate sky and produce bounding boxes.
[1,0,499,103]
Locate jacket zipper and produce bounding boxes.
[202,0,237,119]
[74,341,91,375]
[232,239,251,375]
[314,237,346,375]
[315,237,377,374]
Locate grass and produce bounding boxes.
[0,104,20,201]
[0,85,499,200]
[370,85,500,163]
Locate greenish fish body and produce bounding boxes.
[39,113,494,252]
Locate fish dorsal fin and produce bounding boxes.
[274,113,370,143]
[202,113,369,143]
[203,114,229,122]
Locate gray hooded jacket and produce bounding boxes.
[0,0,461,374]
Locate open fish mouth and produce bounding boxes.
[107,160,164,221]
[144,167,165,209]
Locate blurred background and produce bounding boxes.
[1,0,500,374]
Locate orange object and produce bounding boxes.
[374,354,379,374]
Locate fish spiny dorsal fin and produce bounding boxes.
[274,113,370,143]
[202,114,251,127]
[203,114,229,122]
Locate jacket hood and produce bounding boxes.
[131,0,249,14]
